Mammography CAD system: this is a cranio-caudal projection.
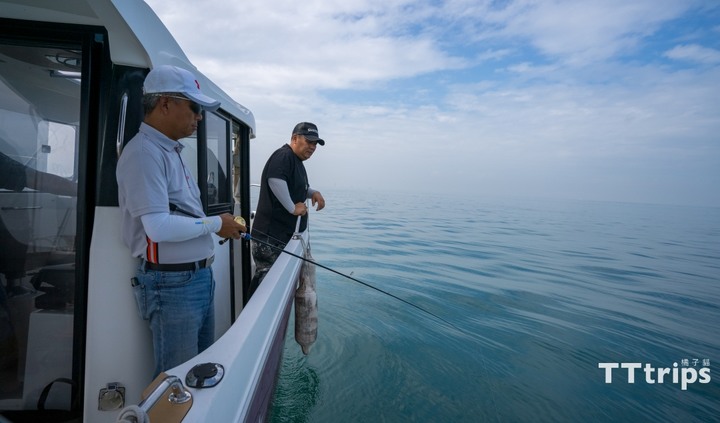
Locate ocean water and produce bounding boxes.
[266,189,720,422]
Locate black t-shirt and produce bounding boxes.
[252,144,308,244]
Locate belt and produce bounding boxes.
[144,255,214,272]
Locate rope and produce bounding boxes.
[115,405,150,423]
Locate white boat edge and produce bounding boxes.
[85,208,305,422]
[162,235,304,422]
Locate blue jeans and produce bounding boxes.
[133,265,215,377]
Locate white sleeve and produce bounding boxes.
[268,177,296,213]
[141,212,222,242]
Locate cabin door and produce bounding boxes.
[176,111,242,332]
[0,28,90,421]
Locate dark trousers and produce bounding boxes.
[247,236,286,299]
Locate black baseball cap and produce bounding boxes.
[292,122,325,146]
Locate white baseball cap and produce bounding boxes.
[143,65,221,110]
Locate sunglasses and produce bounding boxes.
[158,94,202,114]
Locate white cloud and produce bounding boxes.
[147,0,467,92]
[144,0,720,206]
[664,44,720,64]
[481,0,691,64]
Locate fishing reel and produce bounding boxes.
[218,216,246,245]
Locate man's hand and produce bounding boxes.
[216,213,246,239]
[311,191,325,211]
[293,202,308,216]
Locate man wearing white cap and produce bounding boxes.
[116,65,245,377]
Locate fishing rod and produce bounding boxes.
[246,232,458,329]
[168,203,458,330]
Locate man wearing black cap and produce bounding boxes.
[249,122,326,298]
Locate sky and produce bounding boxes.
[144,0,720,207]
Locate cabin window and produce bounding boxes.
[205,112,230,207]
[232,127,242,205]
[163,111,237,331]
[177,134,199,184]
[0,41,80,412]
[174,111,232,211]
[44,122,77,179]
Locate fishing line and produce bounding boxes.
[247,212,498,421]
[168,203,459,331]
[168,203,498,418]
[248,231,459,330]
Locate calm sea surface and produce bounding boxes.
[265,189,720,422]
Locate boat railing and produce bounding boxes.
[149,233,304,422]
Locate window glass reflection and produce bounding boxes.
[0,42,79,410]
[205,113,229,206]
